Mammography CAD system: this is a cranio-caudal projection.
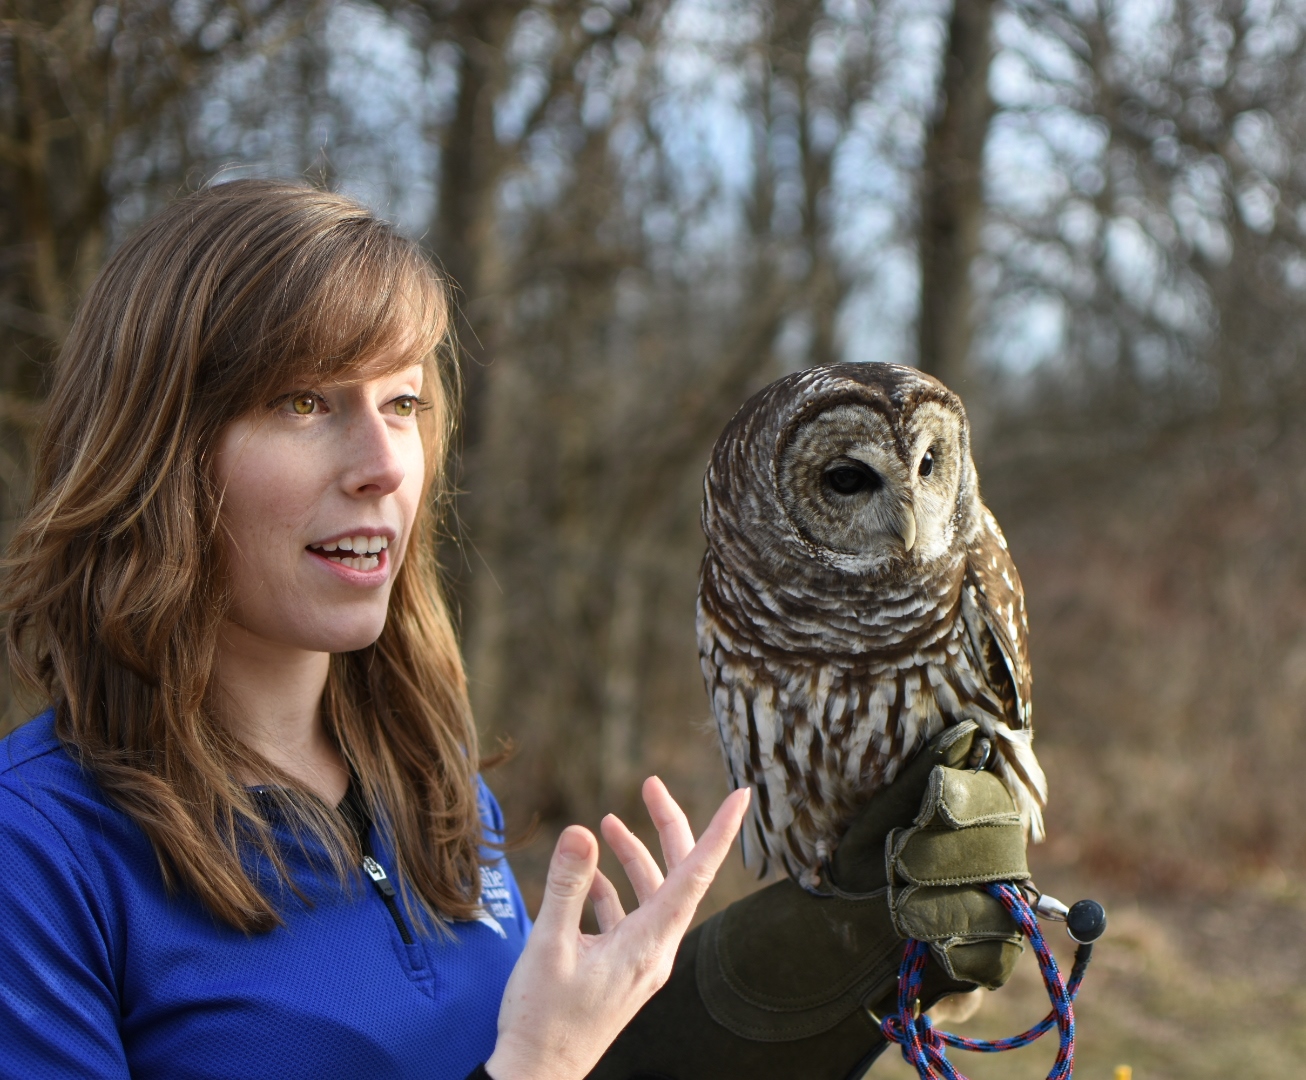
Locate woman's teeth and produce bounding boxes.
[308,535,388,571]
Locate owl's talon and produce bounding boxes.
[968,736,992,772]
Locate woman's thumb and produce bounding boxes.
[532,825,599,941]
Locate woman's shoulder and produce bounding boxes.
[475,775,507,836]
[1,709,89,801]
[1,707,62,772]
[0,711,161,965]
[0,709,132,852]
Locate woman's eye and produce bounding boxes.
[280,393,321,416]
[919,450,935,477]
[392,395,430,418]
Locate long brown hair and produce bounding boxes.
[3,179,486,932]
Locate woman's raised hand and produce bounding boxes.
[483,779,750,1080]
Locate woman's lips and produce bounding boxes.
[306,545,390,580]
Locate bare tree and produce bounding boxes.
[0,0,311,365]
[980,0,1306,424]
[0,0,313,729]
[918,0,997,391]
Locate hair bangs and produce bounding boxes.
[242,224,451,410]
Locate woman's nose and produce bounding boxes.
[340,409,406,496]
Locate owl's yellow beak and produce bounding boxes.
[897,505,917,552]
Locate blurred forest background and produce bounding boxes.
[3,0,1306,1074]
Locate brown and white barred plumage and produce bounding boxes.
[696,363,1046,889]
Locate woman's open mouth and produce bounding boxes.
[306,534,389,572]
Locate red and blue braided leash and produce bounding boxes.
[876,883,1105,1080]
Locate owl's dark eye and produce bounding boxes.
[823,463,881,496]
[918,450,935,477]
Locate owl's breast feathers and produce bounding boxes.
[697,506,1046,884]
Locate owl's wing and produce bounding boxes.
[962,506,1032,730]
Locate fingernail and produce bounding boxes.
[558,829,589,861]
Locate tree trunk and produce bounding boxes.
[917,0,996,392]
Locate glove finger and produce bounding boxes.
[930,768,1021,828]
[931,938,1023,991]
[890,821,1028,888]
[891,884,1021,943]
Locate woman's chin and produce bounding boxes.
[221,609,389,658]
[315,620,389,655]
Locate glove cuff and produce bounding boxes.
[694,884,901,1042]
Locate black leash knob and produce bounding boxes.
[1066,899,1107,944]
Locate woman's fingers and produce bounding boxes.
[485,786,751,1080]
[601,784,751,915]
[600,813,664,906]
[641,776,695,871]
[588,868,625,934]
[644,787,751,928]
[531,825,600,944]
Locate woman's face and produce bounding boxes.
[212,357,428,657]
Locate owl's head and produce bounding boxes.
[706,363,980,579]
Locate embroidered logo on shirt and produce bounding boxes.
[476,865,516,937]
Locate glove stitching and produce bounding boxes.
[715,902,893,1009]
[935,807,1022,830]
[929,935,1024,987]
[697,914,904,1042]
[897,871,1030,888]
[808,865,889,902]
[898,919,1024,944]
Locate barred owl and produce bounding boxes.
[697,363,1046,889]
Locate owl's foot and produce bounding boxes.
[796,866,824,894]
[967,736,993,771]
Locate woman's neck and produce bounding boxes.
[214,621,349,806]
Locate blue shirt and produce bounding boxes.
[0,711,530,1079]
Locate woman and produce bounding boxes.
[0,181,1027,1080]
[0,180,747,1080]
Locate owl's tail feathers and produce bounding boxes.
[990,725,1048,844]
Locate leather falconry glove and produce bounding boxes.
[587,721,1030,1080]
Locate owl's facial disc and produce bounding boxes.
[777,400,966,567]
[903,401,966,563]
